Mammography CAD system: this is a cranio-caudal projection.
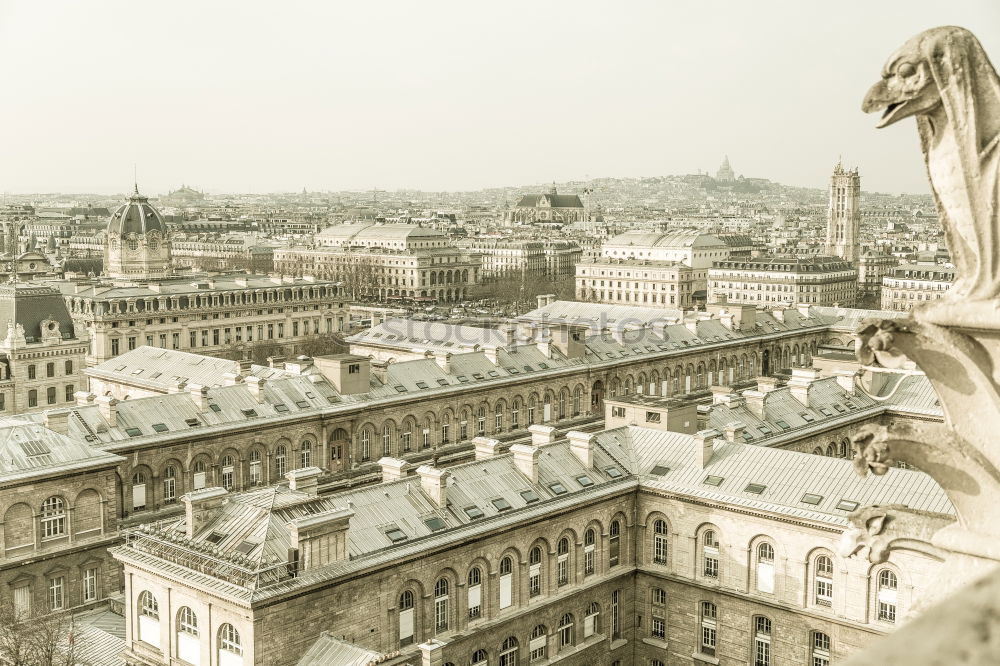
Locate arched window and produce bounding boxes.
[399,590,415,646]
[177,607,200,665]
[468,567,483,619]
[163,465,177,503]
[441,414,451,444]
[557,537,570,586]
[218,624,242,665]
[499,637,518,666]
[300,440,312,467]
[699,601,717,656]
[558,613,574,648]
[495,403,504,433]
[499,556,513,609]
[41,497,65,538]
[249,449,262,486]
[528,546,542,597]
[137,591,160,648]
[359,430,371,461]
[609,520,621,567]
[382,424,392,456]
[652,519,668,564]
[477,406,487,435]
[430,578,448,634]
[275,445,288,476]
[221,455,235,490]
[529,624,547,660]
[572,386,582,416]
[753,616,772,666]
[702,530,719,578]
[584,528,596,575]
[584,602,600,637]
[756,542,775,593]
[652,661,665,666]
[877,569,898,623]
[812,631,831,666]
[814,555,834,606]
[131,471,148,512]
[472,649,488,666]
[651,588,666,638]
[510,400,520,429]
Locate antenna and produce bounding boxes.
[133,164,139,195]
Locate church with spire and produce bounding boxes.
[104,186,173,280]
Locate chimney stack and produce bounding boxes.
[268,355,285,369]
[723,421,746,443]
[756,376,779,393]
[189,384,210,412]
[788,367,821,406]
[181,487,228,538]
[509,444,540,482]
[566,431,594,469]
[473,437,501,460]
[694,429,720,468]
[743,390,767,418]
[246,376,266,403]
[287,506,353,571]
[236,359,253,375]
[711,386,733,404]
[417,465,449,507]
[435,352,452,373]
[167,380,187,394]
[222,372,243,386]
[377,457,411,483]
[45,409,70,435]
[96,395,118,426]
[74,391,95,407]
[833,369,858,394]
[286,467,321,495]
[528,424,557,447]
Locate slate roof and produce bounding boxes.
[107,191,165,238]
[347,318,507,354]
[0,282,79,341]
[0,415,123,484]
[296,633,383,666]
[515,194,584,208]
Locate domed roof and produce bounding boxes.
[107,186,165,237]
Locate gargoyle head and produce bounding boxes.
[862,30,942,128]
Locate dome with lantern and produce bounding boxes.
[104,185,172,280]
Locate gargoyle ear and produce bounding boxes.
[866,514,887,535]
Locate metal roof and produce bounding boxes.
[0,415,123,484]
[296,632,383,666]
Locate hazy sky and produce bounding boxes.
[1,1,997,195]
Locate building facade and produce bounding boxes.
[709,256,858,307]
[504,185,587,225]
[880,262,955,311]
[105,189,173,281]
[857,252,899,304]
[824,162,861,264]
[576,259,700,308]
[458,239,545,278]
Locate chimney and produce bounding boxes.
[788,367,821,406]
[181,487,228,538]
[509,444,540,482]
[528,424,557,447]
[694,429,720,468]
[312,355,370,395]
[45,409,70,435]
[222,372,243,386]
[378,457,411,483]
[834,369,858,394]
[743,390,767,418]
[236,359,253,375]
[684,319,699,335]
[756,376,779,393]
[772,308,785,323]
[723,421,746,443]
[189,384,210,412]
[566,431,594,469]
[536,294,548,310]
[268,355,285,369]
[418,639,447,666]
[435,352,452,372]
[796,303,812,318]
[473,437,501,460]
[74,391,96,407]
[651,320,669,339]
[417,465,449,507]
[168,379,187,394]
[246,376,266,403]
[500,323,516,346]
[285,356,314,374]
[287,506,353,571]
[286,466,321,495]
[711,386,733,404]
[719,312,735,330]
[96,395,118,426]
[371,361,390,385]
[484,346,499,365]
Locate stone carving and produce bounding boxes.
[862,26,1000,303]
[848,26,1000,595]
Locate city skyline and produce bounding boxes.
[1,1,996,196]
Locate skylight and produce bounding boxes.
[385,527,408,543]
[576,475,594,487]
[744,483,767,494]
[464,506,485,520]
[209,403,222,412]
[394,385,407,393]
[424,516,446,531]
[206,532,226,544]
[125,427,143,437]
[801,493,823,505]
[492,498,512,512]
[549,482,567,496]
[703,475,725,486]
[295,400,309,408]
[650,464,671,476]
[520,489,539,504]
[151,423,168,433]
[19,440,50,457]
[605,466,623,478]
[241,408,258,418]
[836,499,859,512]
[275,404,289,412]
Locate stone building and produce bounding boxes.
[56,275,349,366]
[880,262,955,311]
[824,161,861,264]
[504,185,587,225]
[716,155,736,181]
[169,233,277,273]
[0,414,123,619]
[105,188,173,281]
[274,223,481,303]
[857,251,898,304]
[576,258,700,308]
[708,255,858,307]
[458,239,546,278]
[543,240,583,277]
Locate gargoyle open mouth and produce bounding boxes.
[882,101,903,120]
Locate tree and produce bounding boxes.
[0,598,83,666]
[299,332,348,358]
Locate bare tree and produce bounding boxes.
[0,599,82,666]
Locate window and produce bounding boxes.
[609,520,621,567]
[558,613,574,648]
[163,465,177,503]
[249,450,262,486]
[28,389,37,407]
[877,569,898,623]
[177,607,200,664]
[434,578,449,632]
[557,538,570,586]
[28,364,36,379]
[193,460,207,490]
[584,602,600,638]
[584,528,596,575]
[756,542,775,593]
[48,576,64,611]
[477,406,486,435]
[138,591,160,647]
[703,530,719,578]
[652,519,668,564]
[41,496,66,538]
[399,590,415,646]
[83,566,98,602]
[815,555,834,606]
[812,631,831,666]
[472,649,488,666]
[46,362,54,378]
[218,623,242,663]
[611,589,621,639]
[753,616,772,666]
[383,425,392,455]
[499,637,518,666]
[359,429,371,461]
[651,588,666,639]
[65,360,73,375]
[221,455,235,490]
[700,601,717,656]
[529,625,547,661]
[275,445,287,476]
[529,546,542,597]
[499,556,513,609]
[300,441,312,467]
[468,567,482,619]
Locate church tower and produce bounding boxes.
[105,186,172,280]
[825,160,861,264]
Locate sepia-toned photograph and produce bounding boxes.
[0,1,998,664]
